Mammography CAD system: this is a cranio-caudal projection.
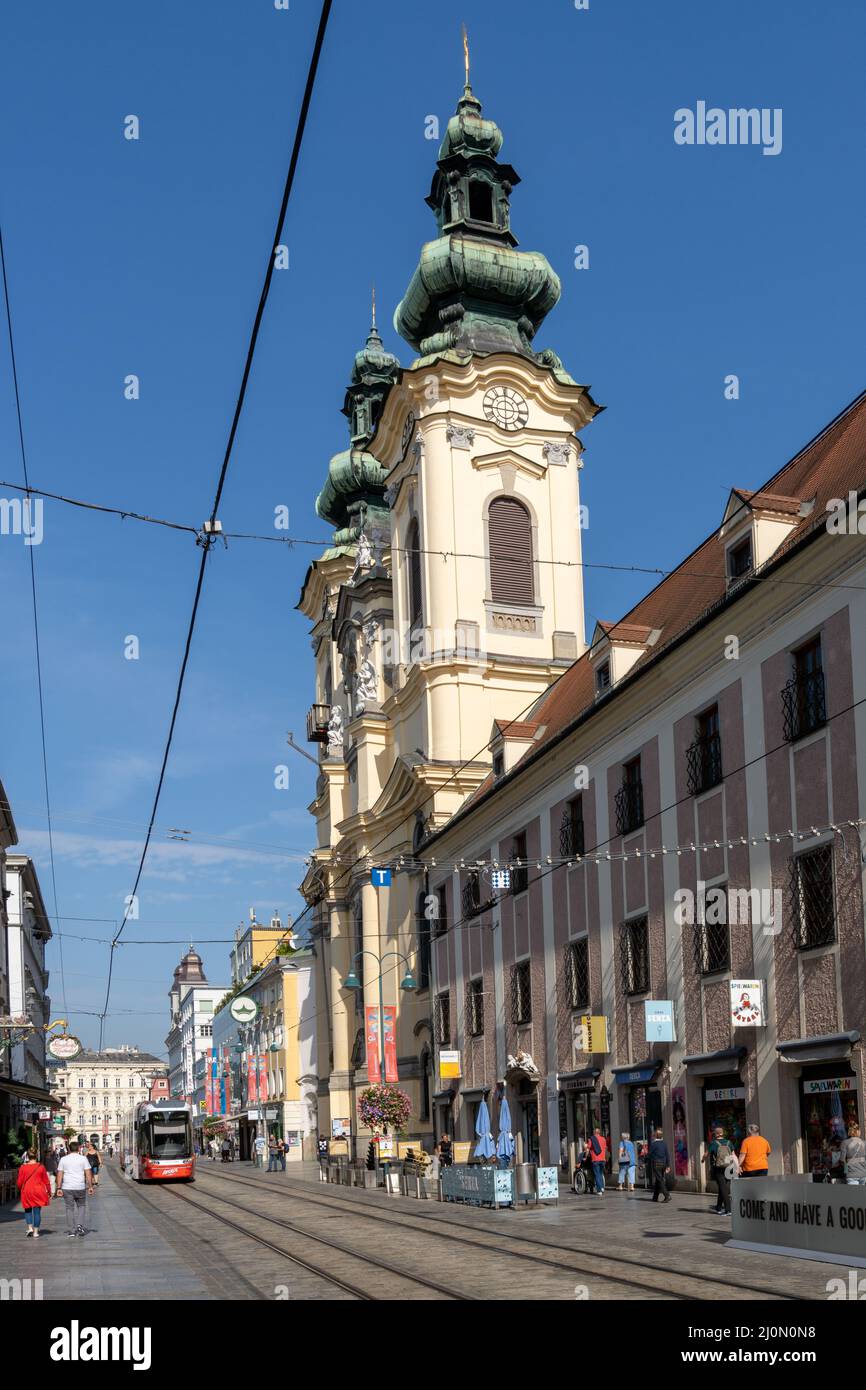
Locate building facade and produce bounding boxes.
[210,950,317,1159]
[165,947,227,1100]
[297,77,866,1179]
[47,1044,167,1146]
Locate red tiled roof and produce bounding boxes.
[593,621,657,645]
[524,388,866,762]
[492,719,541,739]
[730,489,804,516]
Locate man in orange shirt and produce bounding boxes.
[739,1124,771,1177]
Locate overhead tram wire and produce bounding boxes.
[0,220,68,1018]
[1,474,864,596]
[96,0,334,1048]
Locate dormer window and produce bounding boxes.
[468,179,494,224]
[727,536,752,584]
[493,751,504,778]
[596,660,611,693]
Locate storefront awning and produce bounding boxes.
[777,1031,860,1065]
[0,1078,64,1109]
[682,1047,747,1077]
[432,1090,456,1104]
[611,1060,664,1086]
[558,1068,601,1092]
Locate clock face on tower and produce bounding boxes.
[483,385,529,432]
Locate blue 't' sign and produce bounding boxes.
[371,868,392,887]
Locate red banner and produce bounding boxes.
[258,1054,268,1102]
[382,1006,398,1083]
[365,1005,381,1083]
[247,1053,257,1106]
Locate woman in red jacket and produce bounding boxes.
[17,1150,52,1238]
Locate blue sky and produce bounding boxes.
[1,0,864,1058]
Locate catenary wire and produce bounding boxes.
[0,220,68,1018]
[96,0,333,1046]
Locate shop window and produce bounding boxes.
[620,916,649,995]
[510,959,532,1024]
[789,844,835,948]
[801,1069,859,1179]
[564,937,589,1011]
[467,978,484,1037]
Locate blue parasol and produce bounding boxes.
[496,1095,515,1161]
[474,1098,495,1159]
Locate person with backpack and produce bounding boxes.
[616,1132,636,1191]
[588,1127,608,1195]
[707,1125,738,1214]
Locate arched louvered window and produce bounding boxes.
[407,518,422,626]
[488,496,533,606]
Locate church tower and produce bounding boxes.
[377,78,600,805]
[298,73,600,1150]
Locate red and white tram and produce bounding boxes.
[121,1099,196,1181]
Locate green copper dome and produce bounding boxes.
[315,317,400,545]
[394,84,562,361]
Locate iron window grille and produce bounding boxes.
[510,960,532,1024]
[781,668,826,742]
[789,844,835,949]
[615,765,644,836]
[693,888,731,975]
[563,938,590,1011]
[467,978,484,1038]
[510,834,529,895]
[619,916,650,996]
[462,871,483,919]
[434,992,451,1045]
[686,730,723,796]
[560,798,585,858]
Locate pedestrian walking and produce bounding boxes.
[55,1141,95,1238]
[588,1127,608,1194]
[267,1136,279,1172]
[220,1137,231,1163]
[17,1150,52,1238]
[648,1127,672,1202]
[738,1124,771,1178]
[839,1123,866,1185]
[278,1137,287,1172]
[616,1132,636,1191]
[85,1140,103,1188]
[43,1145,60,1197]
[707,1126,737,1213]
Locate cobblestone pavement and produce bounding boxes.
[217,1162,846,1301]
[0,1157,849,1301]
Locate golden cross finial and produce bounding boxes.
[462,23,470,85]
[371,283,376,329]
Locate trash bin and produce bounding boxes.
[514,1162,537,1200]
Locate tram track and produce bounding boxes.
[197,1165,805,1302]
[153,1179,468,1300]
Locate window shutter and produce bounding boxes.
[489,497,533,605]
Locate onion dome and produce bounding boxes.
[174,945,207,985]
[315,313,400,546]
[394,84,562,362]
